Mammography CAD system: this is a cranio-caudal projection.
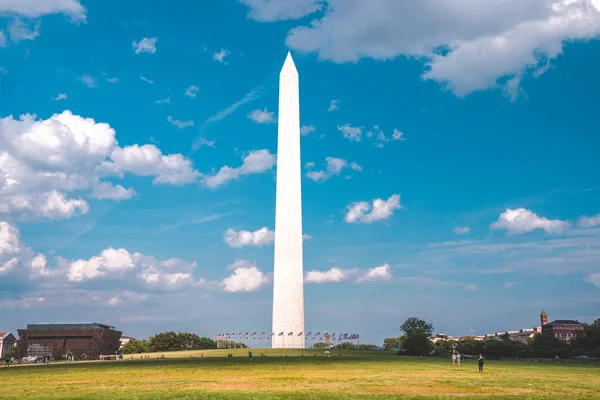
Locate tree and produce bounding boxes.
[400,317,434,336]
[383,337,404,351]
[432,340,453,356]
[122,338,151,354]
[398,317,434,356]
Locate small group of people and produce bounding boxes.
[451,352,485,372]
[451,352,462,365]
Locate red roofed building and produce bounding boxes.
[540,311,583,342]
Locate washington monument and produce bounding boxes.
[272,52,305,349]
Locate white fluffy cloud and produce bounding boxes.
[224,227,311,248]
[345,194,402,223]
[306,156,362,182]
[248,108,276,124]
[243,0,600,98]
[454,226,471,234]
[67,248,200,290]
[356,263,392,282]
[328,99,340,111]
[491,208,570,234]
[240,0,324,21]
[167,116,194,129]
[221,260,268,292]
[0,111,200,220]
[185,85,200,98]
[305,267,353,283]
[337,124,361,142]
[8,18,39,43]
[0,0,86,21]
[52,93,68,101]
[305,263,392,283]
[300,125,316,136]
[224,227,274,248]
[578,213,600,228]
[99,144,200,186]
[203,149,275,188]
[133,37,157,54]
[213,48,230,63]
[586,272,600,288]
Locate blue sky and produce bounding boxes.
[1,0,600,345]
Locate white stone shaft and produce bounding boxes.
[272,52,305,349]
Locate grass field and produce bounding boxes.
[2,349,599,399]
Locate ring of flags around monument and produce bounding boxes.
[212,331,360,348]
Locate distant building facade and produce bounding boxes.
[0,332,16,357]
[119,336,133,350]
[17,323,122,359]
[540,311,583,341]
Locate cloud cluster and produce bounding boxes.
[133,37,157,54]
[1,220,272,304]
[167,116,194,129]
[224,227,274,248]
[213,48,230,63]
[305,263,392,283]
[0,0,86,21]
[185,85,200,98]
[491,208,570,234]
[203,149,276,188]
[220,260,269,292]
[242,0,600,98]
[337,124,361,142]
[305,157,362,182]
[345,194,402,223]
[224,227,312,248]
[300,125,316,136]
[0,111,200,220]
[454,226,471,235]
[248,108,276,124]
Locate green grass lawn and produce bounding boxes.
[2,349,599,399]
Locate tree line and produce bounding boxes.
[121,332,218,354]
[384,317,600,359]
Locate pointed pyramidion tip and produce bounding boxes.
[281,51,297,74]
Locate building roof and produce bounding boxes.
[0,332,15,340]
[547,320,581,325]
[25,322,116,330]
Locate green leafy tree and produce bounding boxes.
[400,317,434,336]
[432,340,453,356]
[383,337,404,350]
[401,333,433,355]
[122,338,151,354]
[398,317,434,356]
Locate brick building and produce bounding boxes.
[17,323,122,360]
[540,311,583,342]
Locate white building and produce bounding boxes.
[119,336,133,350]
[0,332,16,357]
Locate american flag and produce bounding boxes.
[278,332,284,336]
[271,332,275,336]
[288,332,293,336]
[297,332,303,336]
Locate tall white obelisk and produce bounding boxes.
[272,52,305,349]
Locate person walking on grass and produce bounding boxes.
[452,352,457,365]
[457,353,461,366]
[248,351,253,361]
[478,354,484,372]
